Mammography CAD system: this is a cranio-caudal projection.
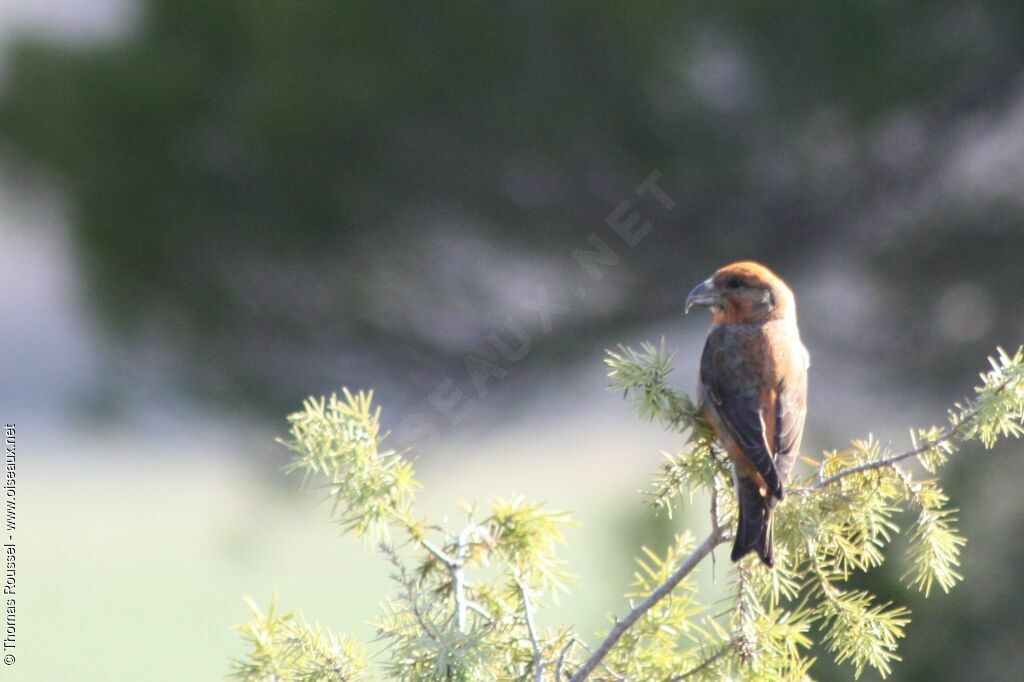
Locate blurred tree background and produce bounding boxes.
[2,1,1024,680]
[4,1,1024,414]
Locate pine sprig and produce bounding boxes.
[605,340,692,430]
[486,495,575,598]
[280,390,420,542]
[817,586,910,679]
[231,595,369,682]
[901,479,966,597]
[958,346,1024,448]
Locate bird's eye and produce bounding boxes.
[726,276,744,289]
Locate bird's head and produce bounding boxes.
[686,261,795,324]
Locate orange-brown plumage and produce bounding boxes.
[686,261,809,566]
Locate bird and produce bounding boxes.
[686,261,809,567]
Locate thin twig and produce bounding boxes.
[798,363,1024,496]
[669,639,737,680]
[418,537,458,569]
[568,523,729,682]
[571,640,626,681]
[800,423,966,493]
[378,542,440,639]
[709,487,720,584]
[555,637,577,681]
[733,564,756,665]
[798,375,1022,494]
[466,601,494,622]
[453,524,475,633]
[412,524,479,633]
[517,577,545,682]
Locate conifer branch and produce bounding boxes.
[555,638,578,681]
[233,346,1024,680]
[804,353,1021,493]
[568,523,729,682]
[517,577,544,682]
[803,422,967,492]
[453,524,475,634]
[417,536,458,568]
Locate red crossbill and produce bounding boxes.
[686,261,809,567]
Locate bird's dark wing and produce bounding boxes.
[772,373,807,489]
[700,329,782,498]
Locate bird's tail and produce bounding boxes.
[731,481,774,567]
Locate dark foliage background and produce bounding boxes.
[4,1,1023,413]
